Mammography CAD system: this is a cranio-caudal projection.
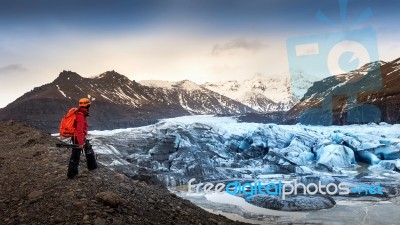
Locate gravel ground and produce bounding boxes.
[0,121,249,225]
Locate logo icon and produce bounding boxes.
[286,0,382,125]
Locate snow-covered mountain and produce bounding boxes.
[138,79,255,114]
[290,70,321,101]
[0,71,254,132]
[139,80,176,89]
[201,74,319,112]
[141,76,295,112]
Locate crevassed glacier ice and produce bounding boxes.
[85,115,400,223]
[87,115,400,186]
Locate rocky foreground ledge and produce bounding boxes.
[0,121,248,225]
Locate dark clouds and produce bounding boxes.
[0,0,167,32]
[212,39,267,56]
[0,64,26,74]
[0,0,398,35]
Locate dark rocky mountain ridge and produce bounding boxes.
[239,58,400,125]
[0,70,255,132]
[285,58,400,125]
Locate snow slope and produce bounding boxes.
[202,74,297,112]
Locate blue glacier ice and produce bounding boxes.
[87,115,400,186]
[315,144,357,168]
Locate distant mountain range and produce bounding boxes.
[0,57,399,132]
[0,71,255,131]
[201,74,295,112]
[141,74,310,112]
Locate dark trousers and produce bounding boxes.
[67,138,98,178]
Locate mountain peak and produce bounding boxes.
[359,60,386,71]
[95,70,130,81]
[174,80,202,91]
[54,70,83,83]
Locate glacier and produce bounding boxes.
[88,115,400,183]
[86,115,400,224]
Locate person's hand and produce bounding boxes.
[79,145,84,149]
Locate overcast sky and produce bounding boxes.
[0,0,399,107]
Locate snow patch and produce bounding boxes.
[202,74,294,111]
[139,80,175,89]
[56,85,67,97]
[177,80,202,91]
[75,85,83,92]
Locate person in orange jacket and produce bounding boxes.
[67,98,97,178]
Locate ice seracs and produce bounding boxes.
[88,115,400,187]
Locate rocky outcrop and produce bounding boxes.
[247,195,336,211]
